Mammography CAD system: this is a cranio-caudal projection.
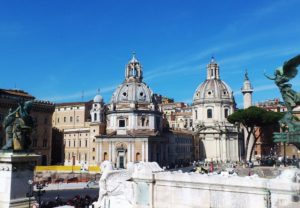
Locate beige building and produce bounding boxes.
[52,99,105,166]
[0,89,55,165]
[52,101,92,130]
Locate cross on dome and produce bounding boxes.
[130,52,139,63]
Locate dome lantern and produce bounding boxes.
[125,53,143,82]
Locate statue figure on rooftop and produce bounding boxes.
[1,100,34,151]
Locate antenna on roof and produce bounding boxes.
[81,90,84,102]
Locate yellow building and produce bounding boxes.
[53,97,106,166]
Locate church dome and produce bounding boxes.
[110,54,153,104]
[93,94,103,103]
[193,57,234,104]
[111,81,153,103]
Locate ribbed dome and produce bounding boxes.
[193,79,233,103]
[193,57,234,105]
[111,81,153,103]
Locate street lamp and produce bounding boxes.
[26,180,33,208]
[35,182,46,207]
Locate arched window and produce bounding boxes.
[104,152,108,160]
[136,152,141,162]
[141,117,145,126]
[94,113,97,121]
[207,109,213,118]
[195,110,198,120]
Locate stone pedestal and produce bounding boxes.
[0,151,40,208]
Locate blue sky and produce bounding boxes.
[0,0,300,108]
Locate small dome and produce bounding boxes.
[193,79,234,104]
[93,94,103,103]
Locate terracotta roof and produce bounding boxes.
[0,89,35,99]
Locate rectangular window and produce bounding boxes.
[64,117,66,122]
[119,119,125,127]
[70,116,73,122]
[85,140,88,147]
[76,116,80,122]
[73,140,76,147]
[224,109,229,118]
[207,109,213,118]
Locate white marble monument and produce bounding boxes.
[93,161,300,208]
[0,152,39,208]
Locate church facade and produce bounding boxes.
[94,55,167,168]
[192,58,240,162]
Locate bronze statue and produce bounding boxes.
[265,54,300,133]
[265,54,300,112]
[1,101,34,151]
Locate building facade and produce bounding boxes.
[95,55,167,168]
[0,89,55,165]
[52,100,104,166]
[192,58,240,162]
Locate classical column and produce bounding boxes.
[142,141,145,161]
[131,142,135,162]
[145,140,149,161]
[99,142,102,162]
[109,141,112,161]
[127,141,131,163]
[112,142,115,164]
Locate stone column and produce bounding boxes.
[142,141,145,161]
[131,142,135,162]
[127,141,131,163]
[145,140,149,161]
[112,142,115,164]
[99,142,102,162]
[109,141,112,161]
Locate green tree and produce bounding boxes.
[227,106,283,162]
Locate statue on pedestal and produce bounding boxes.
[265,55,300,142]
[1,100,34,151]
